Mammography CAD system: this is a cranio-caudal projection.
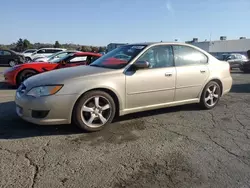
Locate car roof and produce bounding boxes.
[123,42,202,48]
[38,48,67,50]
[230,53,242,55]
[121,42,212,56]
[74,52,102,57]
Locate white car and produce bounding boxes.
[24,48,66,61]
[33,50,79,62]
[22,49,37,59]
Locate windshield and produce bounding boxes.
[49,53,74,63]
[90,45,147,69]
[47,51,65,59]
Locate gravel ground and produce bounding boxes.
[0,67,250,188]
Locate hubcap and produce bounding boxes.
[80,96,111,128]
[9,61,16,67]
[205,85,219,107]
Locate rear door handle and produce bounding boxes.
[200,70,206,73]
[165,72,173,77]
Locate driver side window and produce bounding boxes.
[137,45,174,68]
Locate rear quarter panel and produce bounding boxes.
[202,57,232,96]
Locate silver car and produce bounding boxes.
[15,42,232,131]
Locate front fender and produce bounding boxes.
[60,75,126,114]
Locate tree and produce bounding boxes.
[23,39,32,50]
[91,46,99,52]
[81,46,92,52]
[0,45,8,50]
[98,46,106,53]
[15,38,24,52]
[54,41,61,48]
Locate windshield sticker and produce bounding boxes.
[131,46,145,49]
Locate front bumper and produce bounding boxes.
[15,92,78,125]
[4,71,16,86]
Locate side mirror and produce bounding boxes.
[133,61,150,69]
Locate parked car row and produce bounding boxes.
[215,53,250,72]
[4,51,102,86]
[23,48,67,62]
[0,48,68,67]
[10,42,232,132]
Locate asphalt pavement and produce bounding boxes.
[0,67,250,188]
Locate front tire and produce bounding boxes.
[200,81,221,109]
[16,69,37,86]
[73,90,116,132]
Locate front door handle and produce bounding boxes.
[165,72,172,77]
[200,70,206,73]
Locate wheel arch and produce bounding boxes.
[71,87,122,123]
[15,68,39,85]
[199,78,223,99]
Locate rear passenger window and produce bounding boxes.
[44,49,54,53]
[173,45,208,66]
[53,49,63,53]
[3,51,11,55]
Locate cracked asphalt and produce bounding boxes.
[0,67,250,188]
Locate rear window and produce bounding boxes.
[44,49,63,53]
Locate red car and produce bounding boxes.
[4,52,102,86]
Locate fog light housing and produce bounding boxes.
[31,110,49,118]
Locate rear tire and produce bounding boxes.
[200,81,221,109]
[16,69,37,86]
[73,90,116,132]
[9,60,17,67]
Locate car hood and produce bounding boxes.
[24,65,116,89]
[25,61,50,64]
[4,62,56,74]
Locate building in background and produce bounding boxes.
[186,36,250,59]
[107,43,128,52]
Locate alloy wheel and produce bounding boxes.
[80,96,111,128]
[9,61,16,67]
[205,84,220,107]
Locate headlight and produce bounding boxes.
[26,85,63,97]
